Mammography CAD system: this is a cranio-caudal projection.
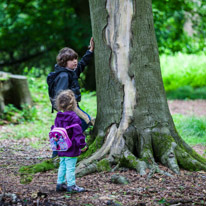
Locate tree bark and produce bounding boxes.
[76,0,206,176]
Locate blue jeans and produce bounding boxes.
[78,106,91,132]
[57,157,78,187]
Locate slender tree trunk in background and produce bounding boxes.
[76,0,206,176]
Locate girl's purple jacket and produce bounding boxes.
[52,111,86,157]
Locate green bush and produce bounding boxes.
[160,53,206,93]
[0,104,37,125]
[166,86,206,100]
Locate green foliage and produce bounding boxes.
[173,114,206,145]
[0,104,37,124]
[160,53,206,95]
[24,66,50,78]
[0,0,206,81]
[0,0,91,74]
[153,0,185,54]
[153,0,206,54]
[27,76,49,103]
[185,0,206,52]
[21,104,38,121]
[166,86,206,100]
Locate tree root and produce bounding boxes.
[152,131,180,174]
[76,126,206,177]
[76,163,98,177]
[175,146,206,171]
[121,150,147,176]
[76,124,118,175]
[147,163,173,180]
[152,130,206,173]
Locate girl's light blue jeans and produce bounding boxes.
[57,157,78,187]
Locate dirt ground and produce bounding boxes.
[0,100,206,206]
[168,100,206,117]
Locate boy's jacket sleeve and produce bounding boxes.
[76,50,93,77]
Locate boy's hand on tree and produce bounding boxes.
[89,37,94,52]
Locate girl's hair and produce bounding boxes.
[55,90,76,112]
[56,47,78,67]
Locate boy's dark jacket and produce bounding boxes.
[47,50,93,111]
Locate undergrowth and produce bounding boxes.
[173,114,206,145]
[160,53,206,99]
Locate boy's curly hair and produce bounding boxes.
[56,47,78,67]
[55,89,77,112]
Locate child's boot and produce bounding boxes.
[56,183,67,192]
[67,185,85,193]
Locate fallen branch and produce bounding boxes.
[167,198,194,204]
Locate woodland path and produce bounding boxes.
[0,100,206,206]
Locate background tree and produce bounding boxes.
[0,0,205,91]
[153,0,206,54]
[0,0,91,72]
[76,0,206,176]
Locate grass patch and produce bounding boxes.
[160,53,206,96]
[79,91,97,118]
[173,114,206,145]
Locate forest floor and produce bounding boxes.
[0,100,206,206]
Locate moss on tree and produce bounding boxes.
[120,155,137,169]
[78,135,104,162]
[97,159,111,172]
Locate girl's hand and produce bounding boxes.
[89,37,94,52]
[81,146,88,152]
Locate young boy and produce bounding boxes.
[49,38,94,158]
[52,37,94,131]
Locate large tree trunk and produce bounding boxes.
[76,0,206,176]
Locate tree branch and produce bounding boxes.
[0,49,50,67]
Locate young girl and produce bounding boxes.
[53,89,87,193]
